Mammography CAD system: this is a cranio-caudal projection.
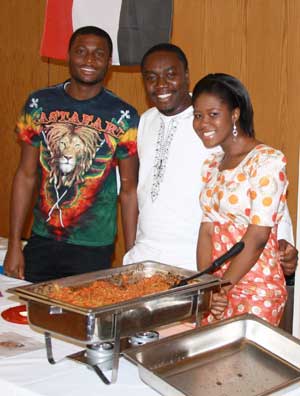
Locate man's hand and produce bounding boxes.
[3,244,25,279]
[278,239,298,276]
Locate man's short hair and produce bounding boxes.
[141,43,188,71]
[68,26,113,57]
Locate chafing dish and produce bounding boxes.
[8,261,228,384]
[124,314,300,396]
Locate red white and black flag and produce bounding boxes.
[40,0,173,65]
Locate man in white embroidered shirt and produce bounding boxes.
[123,43,297,276]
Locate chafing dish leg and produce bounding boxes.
[44,332,65,364]
[88,312,122,385]
[44,335,115,385]
[90,364,111,385]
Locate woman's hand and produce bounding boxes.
[210,288,228,320]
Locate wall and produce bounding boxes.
[1,0,299,266]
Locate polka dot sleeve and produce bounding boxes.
[248,149,288,227]
[200,153,219,223]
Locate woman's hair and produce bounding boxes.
[192,73,255,137]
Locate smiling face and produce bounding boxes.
[142,51,191,116]
[68,34,111,86]
[193,92,240,149]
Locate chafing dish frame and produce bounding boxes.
[7,261,228,384]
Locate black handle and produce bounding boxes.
[173,241,245,287]
[210,241,245,272]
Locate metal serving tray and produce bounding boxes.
[7,261,226,344]
[124,314,300,396]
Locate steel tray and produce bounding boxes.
[7,261,226,344]
[124,314,300,396]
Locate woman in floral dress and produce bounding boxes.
[192,73,288,326]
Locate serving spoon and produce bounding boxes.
[172,241,245,288]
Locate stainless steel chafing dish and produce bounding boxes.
[124,314,300,396]
[8,261,228,384]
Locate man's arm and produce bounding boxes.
[118,154,138,252]
[4,142,39,279]
[278,239,298,276]
[278,203,298,275]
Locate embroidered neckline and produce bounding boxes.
[151,116,178,202]
[150,107,193,202]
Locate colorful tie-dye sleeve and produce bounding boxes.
[16,96,42,147]
[248,149,288,227]
[115,109,139,160]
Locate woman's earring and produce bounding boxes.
[232,121,238,141]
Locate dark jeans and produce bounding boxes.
[23,234,114,283]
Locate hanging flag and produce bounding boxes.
[40,0,173,65]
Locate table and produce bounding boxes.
[0,275,160,396]
[1,274,300,396]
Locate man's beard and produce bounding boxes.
[72,73,105,86]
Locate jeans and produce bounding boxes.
[23,234,114,283]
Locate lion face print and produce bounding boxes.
[58,134,85,175]
[44,123,105,188]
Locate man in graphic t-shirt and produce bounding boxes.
[4,26,139,282]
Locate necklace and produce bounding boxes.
[151,116,178,202]
[63,81,71,92]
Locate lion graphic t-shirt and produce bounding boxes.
[17,82,139,246]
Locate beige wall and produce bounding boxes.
[1,0,299,265]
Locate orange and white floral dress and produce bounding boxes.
[200,144,288,326]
